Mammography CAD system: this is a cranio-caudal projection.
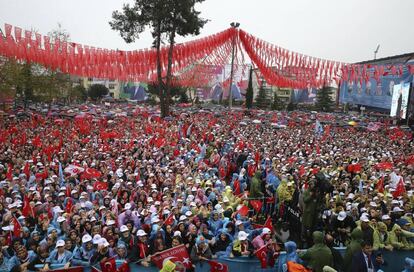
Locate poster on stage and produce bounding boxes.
[390,82,410,118]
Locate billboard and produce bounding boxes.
[390,82,411,118]
[292,88,317,103]
[339,62,413,109]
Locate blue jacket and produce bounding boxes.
[8,250,37,271]
[72,245,95,266]
[47,249,73,265]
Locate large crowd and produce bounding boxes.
[0,104,413,272]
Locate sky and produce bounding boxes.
[1,0,414,64]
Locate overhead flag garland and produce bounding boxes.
[0,23,413,89]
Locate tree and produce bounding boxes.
[88,84,109,100]
[245,67,253,109]
[47,23,70,44]
[315,86,334,112]
[255,81,270,109]
[70,85,87,102]
[272,90,284,111]
[110,0,207,117]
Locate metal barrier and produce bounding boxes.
[46,249,413,272]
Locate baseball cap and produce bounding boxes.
[82,234,92,244]
[137,229,147,236]
[55,240,65,248]
[381,214,391,221]
[120,225,129,233]
[238,231,248,241]
[337,211,347,221]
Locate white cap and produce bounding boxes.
[262,227,271,234]
[360,215,370,222]
[173,231,181,237]
[369,202,377,207]
[235,220,243,226]
[185,211,192,217]
[147,197,153,202]
[55,240,65,248]
[381,215,391,220]
[137,229,147,236]
[98,238,109,247]
[179,215,187,221]
[120,225,129,232]
[93,234,102,244]
[57,216,65,223]
[82,234,92,243]
[154,201,161,206]
[58,192,65,197]
[337,211,347,221]
[125,203,131,210]
[392,207,404,213]
[106,220,116,226]
[238,231,248,241]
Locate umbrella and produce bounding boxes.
[239,122,247,126]
[348,121,358,126]
[252,119,261,124]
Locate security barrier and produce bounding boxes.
[47,249,413,272]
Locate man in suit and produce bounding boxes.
[351,240,386,272]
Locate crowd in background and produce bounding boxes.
[0,105,413,272]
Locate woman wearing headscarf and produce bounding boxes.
[190,236,212,265]
[212,230,232,258]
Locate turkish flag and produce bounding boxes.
[255,245,268,268]
[263,217,272,231]
[376,176,384,193]
[151,245,192,270]
[22,196,33,218]
[100,257,116,272]
[375,162,393,171]
[12,218,21,238]
[82,167,102,179]
[164,213,175,226]
[393,178,406,198]
[93,181,108,191]
[208,260,228,272]
[64,165,85,176]
[299,165,306,177]
[6,163,13,181]
[237,205,249,217]
[66,184,71,197]
[66,198,73,214]
[405,155,414,165]
[117,262,130,272]
[23,162,30,178]
[250,200,263,213]
[233,179,241,195]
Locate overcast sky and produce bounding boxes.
[1,0,413,63]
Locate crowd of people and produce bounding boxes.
[0,103,413,272]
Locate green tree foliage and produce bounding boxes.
[255,83,270,109]
[245,68,253,109]
[271,90,284,111]
[70,85,87,102]
[110,0,207,117]
[0,24,72,106]
[88,84,109,100]
[315,86,335,112]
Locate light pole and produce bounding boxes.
[228,22,240,109]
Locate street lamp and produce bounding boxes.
[228,22,240,109]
